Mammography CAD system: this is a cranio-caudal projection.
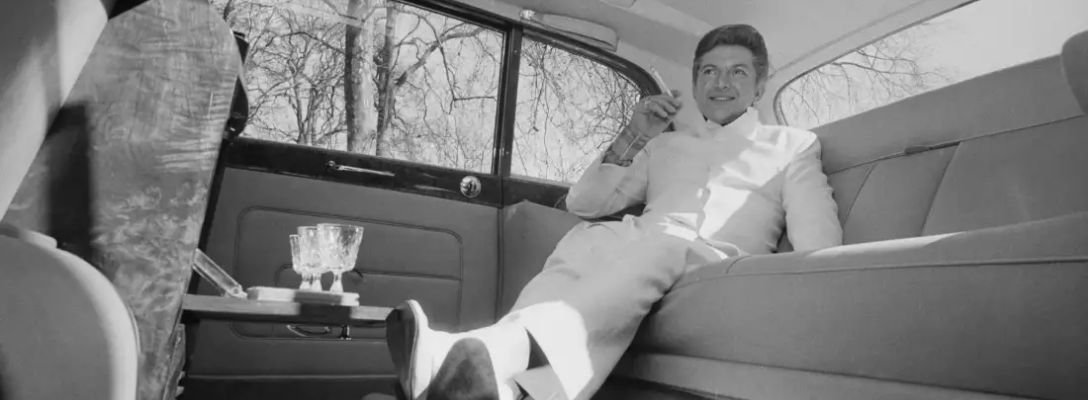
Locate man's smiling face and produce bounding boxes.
[693,45,765,126]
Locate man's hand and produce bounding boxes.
[603,90,683,165]
[629,89,683,139]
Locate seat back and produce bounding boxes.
[0,2,243,397]
[796,46,1088,249]
[0,0,111,217]
[0,230,138,400]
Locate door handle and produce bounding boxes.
[286,324,357,340]
[326,161,395,177]
[287,324,333,337]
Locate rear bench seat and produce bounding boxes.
[611,32,1088,399]
[499,31,1088,400]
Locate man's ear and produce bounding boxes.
[754,79,767,102]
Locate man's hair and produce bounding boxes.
[692,24,770,83]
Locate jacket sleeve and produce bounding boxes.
[565,144,651,219]
[783,136,843,251]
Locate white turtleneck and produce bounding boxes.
[565,108,842,256]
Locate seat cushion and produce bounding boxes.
[633,211,1088,400]
[609,353,1035,400]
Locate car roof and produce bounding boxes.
[454,0,976,87]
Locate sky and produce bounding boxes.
[921,0,1088,82]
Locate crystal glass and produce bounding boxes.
[296,226,327,291]
[288,234,315,290]
[316,223,364,293]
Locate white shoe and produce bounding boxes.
[387,300,521,400]
[386,299,449,399]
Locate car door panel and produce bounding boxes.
[226,208,463,341]
[180,0,657,396]
[187,142,499,380]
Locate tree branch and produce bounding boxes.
[393,27,484,87]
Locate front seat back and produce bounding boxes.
[0,228,139,400]
[0,0,112,217]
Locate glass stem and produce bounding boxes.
[329,273,344,293]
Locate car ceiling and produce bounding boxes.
[457,0,974,87]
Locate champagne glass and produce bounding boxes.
[296,226,326,291]
[316,223,364,293]
[288,234,313,290]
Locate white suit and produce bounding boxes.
[502,109,843,400]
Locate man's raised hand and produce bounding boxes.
[627,89,683,141]
[603,90,683,165]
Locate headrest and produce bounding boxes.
[1062,30,1088,114]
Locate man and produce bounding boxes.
[385,24,842,400]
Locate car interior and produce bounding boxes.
[1,0,1086,399]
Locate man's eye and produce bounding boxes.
[701,68,716,76]
[733,69,749,77]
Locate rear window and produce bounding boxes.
[777,0,1088,130]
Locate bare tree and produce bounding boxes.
[779,23,956,129]
[212,0,349,148]
[210,0,640,178]
[372,1,402,155]
[513,39,639,182]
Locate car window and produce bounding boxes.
[777,0,1088,130]
[510,37,643,184]
[212,0,504,174]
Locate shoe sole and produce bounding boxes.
[429,338,499,400]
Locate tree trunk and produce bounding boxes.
[344,0,376,154]
[293,84,310,146]
[374,2,400,154]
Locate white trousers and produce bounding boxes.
[501,217,729,400]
